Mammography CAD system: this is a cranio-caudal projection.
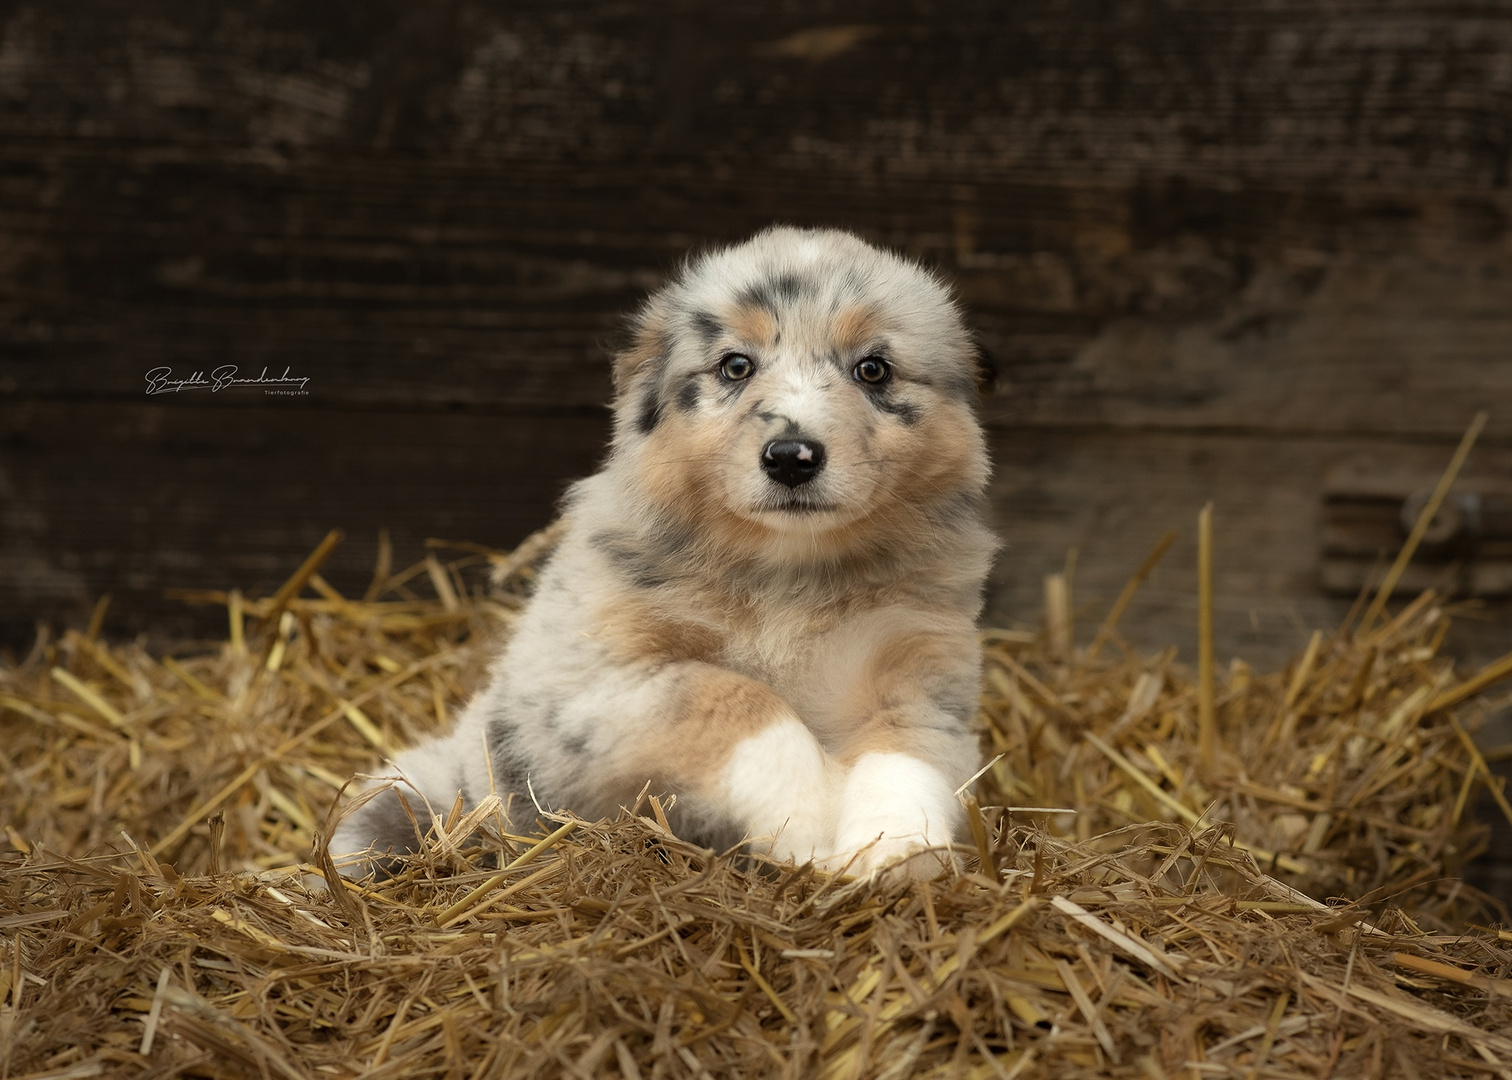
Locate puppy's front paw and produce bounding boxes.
[327,782,429,879]
[720,718,842,866]
[845,833,959,883]
[833,752,962,882]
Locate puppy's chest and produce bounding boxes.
[716,605,832,687]
[698,589,908,726]
[600,581,847,684]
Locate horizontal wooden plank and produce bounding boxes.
[3,3,1510,185]
[977,254,1512,441]
[4,160,1509,438]
[5,402,1510,672]
[2,2,1511,439]
[983,429,1512,669]
[0,400,610,648]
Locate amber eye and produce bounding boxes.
[719,353,755,381]
[854,356,891,384]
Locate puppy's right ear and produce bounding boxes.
[612,301,672,396]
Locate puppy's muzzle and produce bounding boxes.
[761,438,827,489]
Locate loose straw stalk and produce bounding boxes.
[1197,502,1217,773]
[1086,529,1177,662]
[1360,410,1488,634]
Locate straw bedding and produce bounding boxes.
[3,524,1512,1079]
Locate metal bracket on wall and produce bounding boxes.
[1321,458,1512,598]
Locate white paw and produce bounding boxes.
[844,832,958,882]
[833,752,962,881]
[720,719,843,865]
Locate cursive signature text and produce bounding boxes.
[145,365,311,395]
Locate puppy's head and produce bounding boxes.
[611,227,989,561]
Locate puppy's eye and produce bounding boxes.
[719,354,755,381]
[854,356,891,385]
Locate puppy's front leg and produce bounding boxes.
[834,750,964,880]
[626,664,843,864]
[828,624,983,880]
[328,732,475,876]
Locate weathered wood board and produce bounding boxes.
[2,4,1510,668]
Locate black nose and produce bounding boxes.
[761,439,827,488]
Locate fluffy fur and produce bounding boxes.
[330,226,997,881]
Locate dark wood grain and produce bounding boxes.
[2,0,1510,654]
[986,430,1512,664]
[0,400,609,645]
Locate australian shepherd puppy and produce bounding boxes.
[330,226,996,881]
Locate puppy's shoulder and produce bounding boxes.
[530,470,730,667]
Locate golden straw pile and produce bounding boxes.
[4,509,1512,1078]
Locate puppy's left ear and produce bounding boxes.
[971,337,998,397]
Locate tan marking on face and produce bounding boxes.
[636,415,781,553]
[832,303,887,353]
[636,408,713,503]
[724,303,778,348]
[640,388,894,568]
[871,401,987,511]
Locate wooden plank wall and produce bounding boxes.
[2,2,1510,670]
